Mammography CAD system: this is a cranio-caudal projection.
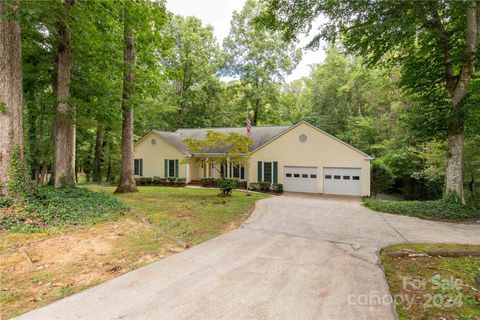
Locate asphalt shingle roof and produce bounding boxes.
[153,125,292,154]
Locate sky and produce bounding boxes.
[166,0,326,82]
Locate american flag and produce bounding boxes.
[246,111,252,136]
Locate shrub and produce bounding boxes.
[140,177,153,185]
[248,183,260,191]
[218,179,239,195]
[152,176,162,185]
[238,181,248,189]
[167,177,177,185]
[176,178,187,185]
[1,187,127,232]
[363,198,480,221]
[258,182,271,192]
[159,178,169,185]
[271,183,283,193]
[201,178,216,187]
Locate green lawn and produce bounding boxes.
[87,185,268,246]
[1,185,267,319]
[381,244,480,320]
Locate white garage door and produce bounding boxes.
[323,168,362,196]
[284,166,318,193]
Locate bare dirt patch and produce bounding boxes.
[0,218,166,319]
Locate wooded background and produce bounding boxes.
[0,0,479,204]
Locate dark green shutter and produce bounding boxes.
[164,159,168,177]
[273,161,278,184]
[257,161,262,182]
[241,166,245,180]
[175,159,179,177]
[140,159,143,176]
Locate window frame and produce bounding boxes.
[166,159,177,178]
[134,159,143,176]
[263,161,273,183]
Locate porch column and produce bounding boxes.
[226,161,230,178]
[186,161,190,183]
[206,158,210,177]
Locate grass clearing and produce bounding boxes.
[0,185,267,319]
[381,243,480,320]
[364,198,480,221]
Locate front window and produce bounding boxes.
[168,159,175,177]
[134,159,143,176]
[263,162,272,183]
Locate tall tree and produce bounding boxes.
[157,15,225,129]
[223,0,301,125]
[115,3,137,193]
[53,0,76,188]
[260,0,480,202]
[0,0,29,197]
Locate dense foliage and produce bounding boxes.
[2,0,478,209]
[0,187,126,232]
[364,198,480,221]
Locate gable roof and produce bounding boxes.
[149,125,291,154]
[251,121,374,160]
[137,121,373,160]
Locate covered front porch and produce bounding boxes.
[186,156,247,184]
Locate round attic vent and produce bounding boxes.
[299,134,307,142]
[151,139,156,145]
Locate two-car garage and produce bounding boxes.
[283,166,362,196]
[249,121,372,196]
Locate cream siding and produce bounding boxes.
[248,123,371,196]
[133,132,187,179]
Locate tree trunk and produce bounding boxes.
[445,131,464,200]
[106,156,112,183]
[92,125,103,183]
[470,172,477,208]
[0,0,29,197]
[39,162,48,186]
[442,1,478,203]
[53,0,76,188]
[115,7,137,193]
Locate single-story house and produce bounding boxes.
[133,121,373,196]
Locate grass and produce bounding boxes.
[0,185,267,319]
[87,185,267,245]
[364,198,480,221]
[381,243,480,320]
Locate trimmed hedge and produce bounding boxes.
[248,182,283,193]
[364,198,480,221]
[136,177,186,187]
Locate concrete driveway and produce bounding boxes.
[15,194,480,320]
